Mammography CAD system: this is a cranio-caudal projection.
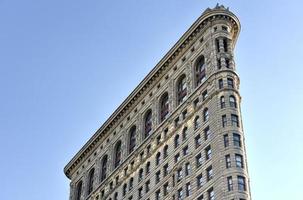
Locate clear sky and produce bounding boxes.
[1,0,303,200]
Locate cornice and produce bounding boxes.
[64,6,241,179]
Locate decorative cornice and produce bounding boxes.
[64,5,241,179]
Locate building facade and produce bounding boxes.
[64,5,251,200]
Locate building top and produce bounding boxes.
[64,5,240,179]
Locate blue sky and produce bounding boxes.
[0,0,303,200]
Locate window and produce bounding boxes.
[163,163,169,176]
[175,153,180,163]
[196,174,203,188]
[145,180,150,193]
[75,181,83,200]
[229,95,237,108]
[183,145,189,156]
[196,153,202,168]
[219,79,223,89]
[87,168,95,195]
[222,26,228,31]
[174,117,180,127]
[208,187,214,200]
[163,182,169,196]
[185,163,191,176]
[182,109,188,120]
[129,177,133,190]
[114,192,118,200]
[156,152,161,166]
[238,176,246,191]
[197,194,204,200]
[129,126,136,154]
[178,188,184,200]
[216,38,220,52]
[195,134,202,147]
[222,115,227,127]
[235,154,244,168]
[186,182,191,197]
[203,108,209,121]
[128,195,133,200]
[114,141,122,168]
[195,56,206,86]
[174,134,180,148]
[227,78,234,88]
[223,38,228,52]
[155,189,161,200]
[146,162,151,175]
[144,110,152,138]
[231,114,239,127]
[217,57,222,70]
[204,126,210,140]
[182,127,188,140]
[177,74,187,104]
[177,168,183,182]
[225,154,231,168]
[227,176,233,191]
[223,134,229,147]
[205,145,212,160]
[138,187,143,199]
[138,168,143,182]
[100,155,108,182]
[163,145,168,159]
[109,181,113,190]
[220,96,225,108]
[206,166,213,181]
[160,92,169,122]
[155,170,161,183]
[194,116,201,130]
[202,90,208,100]
[123,184,127,196]
[146,145,151,155]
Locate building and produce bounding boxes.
[64,4,251,200]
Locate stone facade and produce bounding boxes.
[64,5,251,200]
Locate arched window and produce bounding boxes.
[174,134,180,148]
[163,145,168,159]
[229,95,237,108]
[177,75,187,105]
[87,168,95,195]
[195,56,206,86]
[100,155,108,182]
[75,180,83,200]
[194,116,201,130]
[182,127,188,140]
[129,126,136,154]
[220,96,225,108]
[144,110,152,138]
[114,141,122,168]
[203,108,209,122]
[156,152,161,166]
[160,92,169,122]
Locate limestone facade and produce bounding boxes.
[64,5,251,200]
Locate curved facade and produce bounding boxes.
[64,4,251,200]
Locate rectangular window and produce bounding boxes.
[217,58,221,69]
[223,134,229,147]
[206,166,213,181]
[175,153,180,163]
[219,79,223,89]
[196,153,203,168]
[163,182,169,196]
[231,114,239,127]
[202,90,208,100]
[227,78,234,88]
[155,189,161,200]
[155,171,161,184]
[196,174,203,187]
[225,58,230,68]
[208,187,214,200]
[186,182,191,197]
[145,180,150,193]
[177,168,183,182]
[227,176,233,191]
[204,126,210,140]
[238,176,246,191]
[185,163,191,176]
[222,115,227,127]
[178,188,183,200]
[223,38,228,52]
[233,133,241,147]
[216,39,220,52]
[138,187,143,199]
[195,134,202,148]
[235,154,244,168]
[205,145,212,160]
[163,163,169,177]
[225,154,231,168]
[183,145,189,156]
